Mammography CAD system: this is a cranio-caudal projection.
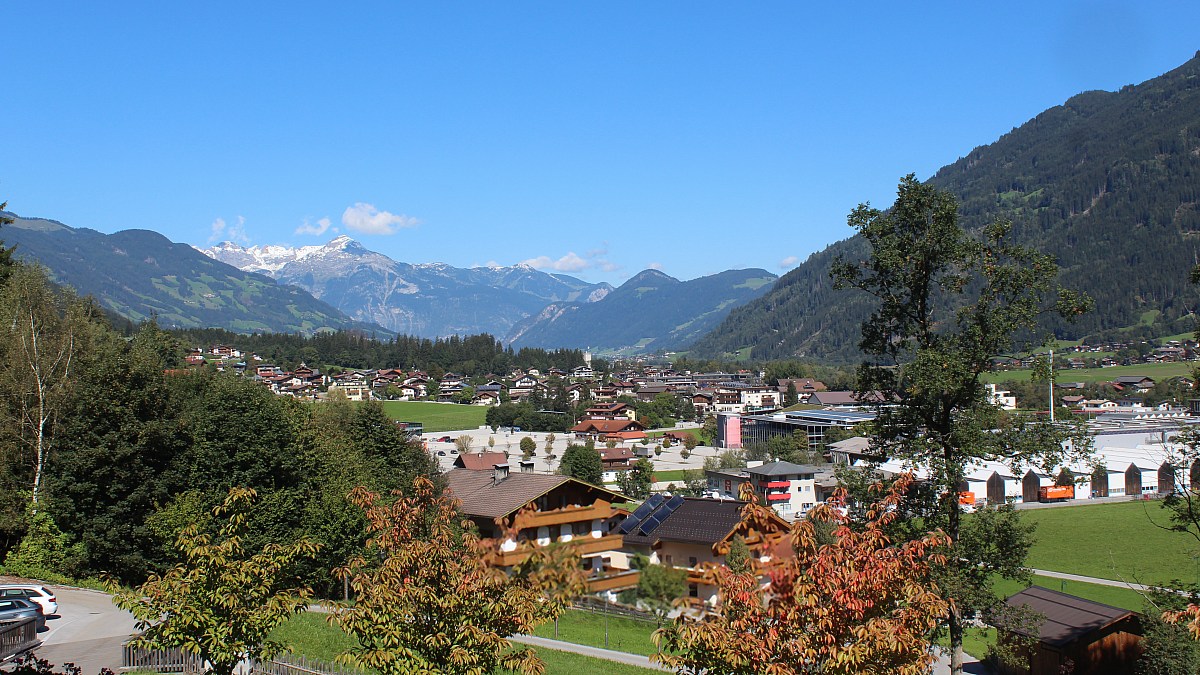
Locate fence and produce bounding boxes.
[254,654,358,675]
[573,596,658,623]
[122,644,353,675]
[0,618,41,662]
[122,644,206,673]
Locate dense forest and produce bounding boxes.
[165,327,594,378]
[692,52,1200,363]
[0,246,438,593]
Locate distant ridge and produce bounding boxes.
[505,267,778,353]
[690,52,1200,363]
[1,213,378,335]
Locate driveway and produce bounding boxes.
[27,586,138,674]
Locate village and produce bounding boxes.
[168,342,1200,631]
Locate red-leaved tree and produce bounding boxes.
[653,474,949,675]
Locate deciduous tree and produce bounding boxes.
[831,174,1092,673]
[618,458,654,499]
[331,478,572,675]
[653,475,949,675]
[559,444,603,485]
[114,487,319,675]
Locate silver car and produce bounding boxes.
[0,597,45,630]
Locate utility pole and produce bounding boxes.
[1048,347,1055,423]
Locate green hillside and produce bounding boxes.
[691,52,1200,363]
[507,268,777,353]
[1,214,382,335]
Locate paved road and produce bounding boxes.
[1030,568,1161,593]
[511,634,670,671]
[27,586,138,674]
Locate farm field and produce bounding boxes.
[379,400,488,433]
[1022,500,1200,586]
[981,360,1194,385]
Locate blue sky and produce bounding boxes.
[3,2,1198,285]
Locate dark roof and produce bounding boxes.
[445,469,570,519]
[622,498,747,547]
[1005,586,1139,647]
[1113,375,1155,385]
[445,468,627,520]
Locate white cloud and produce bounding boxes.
[779,255,800,268]
[208,216,249,244]
[647,261,663,270]
[295,216,333,237]
[521,252,590,272]
[341,202,419,235]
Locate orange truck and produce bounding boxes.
[1038,485,1075,502]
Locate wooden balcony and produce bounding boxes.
[587,570,640,593]
[518,501,615,529]
[488,533,625,567]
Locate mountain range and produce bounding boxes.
[506,267,777,353]
[0,214,774,350]
[690,52,1200,363]
[199,237,613,338]
[0,214,372,335]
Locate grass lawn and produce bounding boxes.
[271,612,357,663]
[379,400,488,433]
[651,469,696,484]
[1022,501,1200,586]
[981,360,1194,385]
[531,608,660,656]
[273,611,661,675]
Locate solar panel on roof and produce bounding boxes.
[662,494,685,514]
[639,512,665,535]
[618,512,641,534]
[619,493,663,534]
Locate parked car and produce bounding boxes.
[0,585,57,616]
[437,450,446,456]
[0,597,45,630]
[436,436,453,443]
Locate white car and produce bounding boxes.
[0,585,58,616]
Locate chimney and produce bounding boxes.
[493,463,510,485]
[519,460,536,473]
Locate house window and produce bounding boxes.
[725,480,732,492]
[664,554,673,565]
[688,556,698,568]
[688,584,699,598]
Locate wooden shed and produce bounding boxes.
[997,586,1143,675]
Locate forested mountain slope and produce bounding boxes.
[505,268,777,353]
[691,52,1200,363]
[0,214,378,334]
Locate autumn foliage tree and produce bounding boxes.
[331,477,582,675]
[653,475,949,675]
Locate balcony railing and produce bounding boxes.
[488,533,625,566]
[586,570,640,593]
[517,502,616,529]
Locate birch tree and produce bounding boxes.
[0,264,88,510]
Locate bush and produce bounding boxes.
[2,510,83,580]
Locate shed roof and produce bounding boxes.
[1005,586,1139,647]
